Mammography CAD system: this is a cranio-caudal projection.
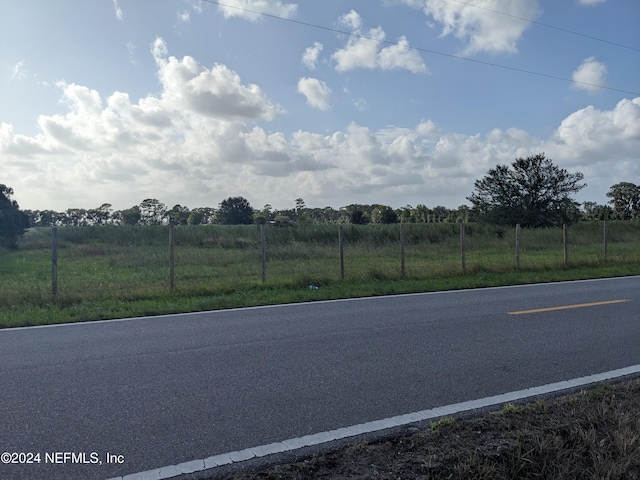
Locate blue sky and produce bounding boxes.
[1,0,639,212]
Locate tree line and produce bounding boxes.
[2,154,639,248]
[23,198,474,228]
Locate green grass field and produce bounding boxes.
[1,222,638,328]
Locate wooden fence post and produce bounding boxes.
[400,224,406,278]
[51,227,58,296]
[260,223,267,282]
[515,224,521,269]
[603,220,608,262]
[339,226,344,280]
[563,224,568,264]
[169,224,175,291]
[460,223,466,273]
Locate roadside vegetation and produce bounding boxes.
[1,221,638,328]
[220,378,640,480]
[1,156,639,328]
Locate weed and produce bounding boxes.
[429,417,456,435]
[587,382,613,400]
[501,403,521,414]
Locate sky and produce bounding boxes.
[1,0,639,212]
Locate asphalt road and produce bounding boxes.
[1,276,638,480]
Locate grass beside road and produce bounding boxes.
[220,378,640,480]
[0,223,638,328]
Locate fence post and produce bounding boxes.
[603,220,608,262]
[169,224,175,291]
[260,223,267,282]
[460,223,466,273]
[515,224,521,269]
[400,224,406,278]
[339,226,344,280]
[563,224,568,264]
[51,227,58,296]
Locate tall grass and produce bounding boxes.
[1,221,638,327]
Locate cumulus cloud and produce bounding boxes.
[572,57,608,93]
[216,0,297,21]
[297,77,332,110]
[302,42,323,70]
[378,36,429,73]
[393,0,541,55]
[1,37,638,212]
[549,98,640,161]
[152,38,281,121]
[332,10,427,73]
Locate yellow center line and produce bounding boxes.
[508,299,630,315]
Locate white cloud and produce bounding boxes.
[339,9,363,31]
[297,77,332,110]
[216,0,297,21]
[332,10,427,73]
[572,57,607,93]
[11,60,27,80]
[394,0,542,55]
[549,98,640,161]
[2,38,638,212]
[377,36,428,73]
[152,38,281,121]
[416,119,440,136]
[333,27,384,71]
[112,0,123,21]
[178,11,191,23]
[302,42,323,70]
[151,37,168,59]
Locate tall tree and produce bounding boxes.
[86,203,112,225]
[294,197,308,224]
[349,208,368,225]
[467,153,586,227]
[582,201,613,221]
[606,182,640,220]
[217,197,254,225]
[139,199,167,225]
[66,208,88,227]
[0,184,29,248]
[167,204,190,225]
[371,205,398,224]
[188,207,215,225]
[118,206,141,225]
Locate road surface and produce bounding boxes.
[1,276,638,479]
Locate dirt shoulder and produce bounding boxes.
[202,377,640,480]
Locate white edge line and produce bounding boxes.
[6,275,639,331]
[106,364,640,480]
